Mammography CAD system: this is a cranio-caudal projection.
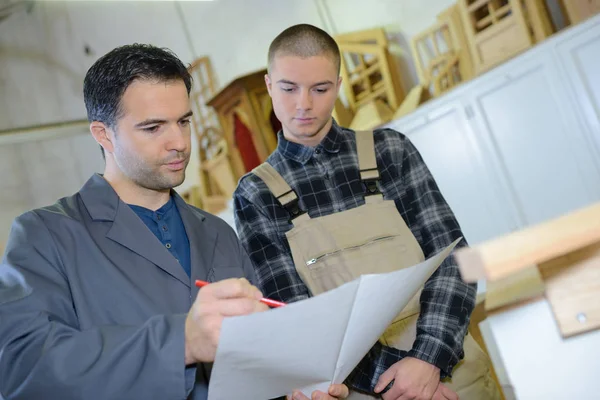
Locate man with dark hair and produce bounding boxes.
[0,43,347,400]
[234,24,501,400]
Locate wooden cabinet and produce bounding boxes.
[206,69,279,180]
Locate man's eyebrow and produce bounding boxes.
[276,80,334,86]
[178,110,193,120]
[312,80,334,86]
[134,111,193,128]
[134,118,166,128]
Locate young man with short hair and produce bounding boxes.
[234,24,500,400]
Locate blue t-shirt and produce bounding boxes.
[129,196,191,277]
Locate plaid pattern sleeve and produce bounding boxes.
[233,181,311,305]
[233,123,477,394]
[391,133,478,378]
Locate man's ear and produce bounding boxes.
[90,121,115,155]
[265,73,273,97]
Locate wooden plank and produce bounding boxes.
[455,202,600,282]
[524,0,555,42]
[468,0,492,13]
[539,241,600,337]
[484,265,545,311]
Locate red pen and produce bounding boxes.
[194,280,287,308]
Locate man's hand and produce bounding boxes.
[432,383,458,400]
[374,357,456,400]
[287,384,349,400]
[184,278,268,364]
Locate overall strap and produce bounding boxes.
[355,130,384,203]
[252,163,309,223]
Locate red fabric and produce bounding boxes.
[233,113,261,172]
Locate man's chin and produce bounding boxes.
[291,128,320,138]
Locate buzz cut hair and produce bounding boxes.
[267,23,341,75]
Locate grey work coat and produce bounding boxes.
[0,174,256,400]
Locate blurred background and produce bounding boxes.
[1,0,599,254]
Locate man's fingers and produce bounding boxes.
[432,389,446,400]
[291,390,310,400]
[381,382,406,400]
[328,384,349,398]
[201,278,262,300]
[217,297,264,316]
[255,301,270,313]
[440,384,458,400]
[374,368,396,393]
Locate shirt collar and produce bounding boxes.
[276,119,343,164]
[128,194,175,218]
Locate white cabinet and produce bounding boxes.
[389,100,519,246]
[386,15,600,243]
[469,52,600,226]
[553,19,600,173]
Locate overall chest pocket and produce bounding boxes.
[296,234,412,295]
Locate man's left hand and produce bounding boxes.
[374,357,441,400]
[288,384,349,400]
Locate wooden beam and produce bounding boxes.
[455,202,600,282]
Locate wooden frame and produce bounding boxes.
[336,28,405,115]
[188,57,230,213]
[411,5,475,97]
[458,0,535,74]
[431,52,462,97]
[438,4,475,81]
[206,69,278,181]
[455,201,600,338]
[338,43,402,113]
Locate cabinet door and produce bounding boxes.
[388,100,519,246]
[553,16,600,173]
[469,53,600,227]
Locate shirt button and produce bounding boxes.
[166,243,172,249]
[162,225,168,231]
[315,148,321,155]
[157,215,161,220]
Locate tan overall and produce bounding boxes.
[253,131,501,399]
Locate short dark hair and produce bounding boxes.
[83,44,192,158]
[267,24,340,75]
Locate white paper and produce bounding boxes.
[207,238,461,400]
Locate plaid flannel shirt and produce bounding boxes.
[233,121,477,394]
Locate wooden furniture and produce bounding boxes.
[455,202,600,399]
[385,16,600,248]
[348,98,394,131]
[392,85,429,120]
[562,0,600,24]
[188,57,232,213]
[206,69,279,181]
[335,28,405,117]
[411,5,474,97]
[458,0,554,74]
[332,98,354,127]
[438,4,476,81]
